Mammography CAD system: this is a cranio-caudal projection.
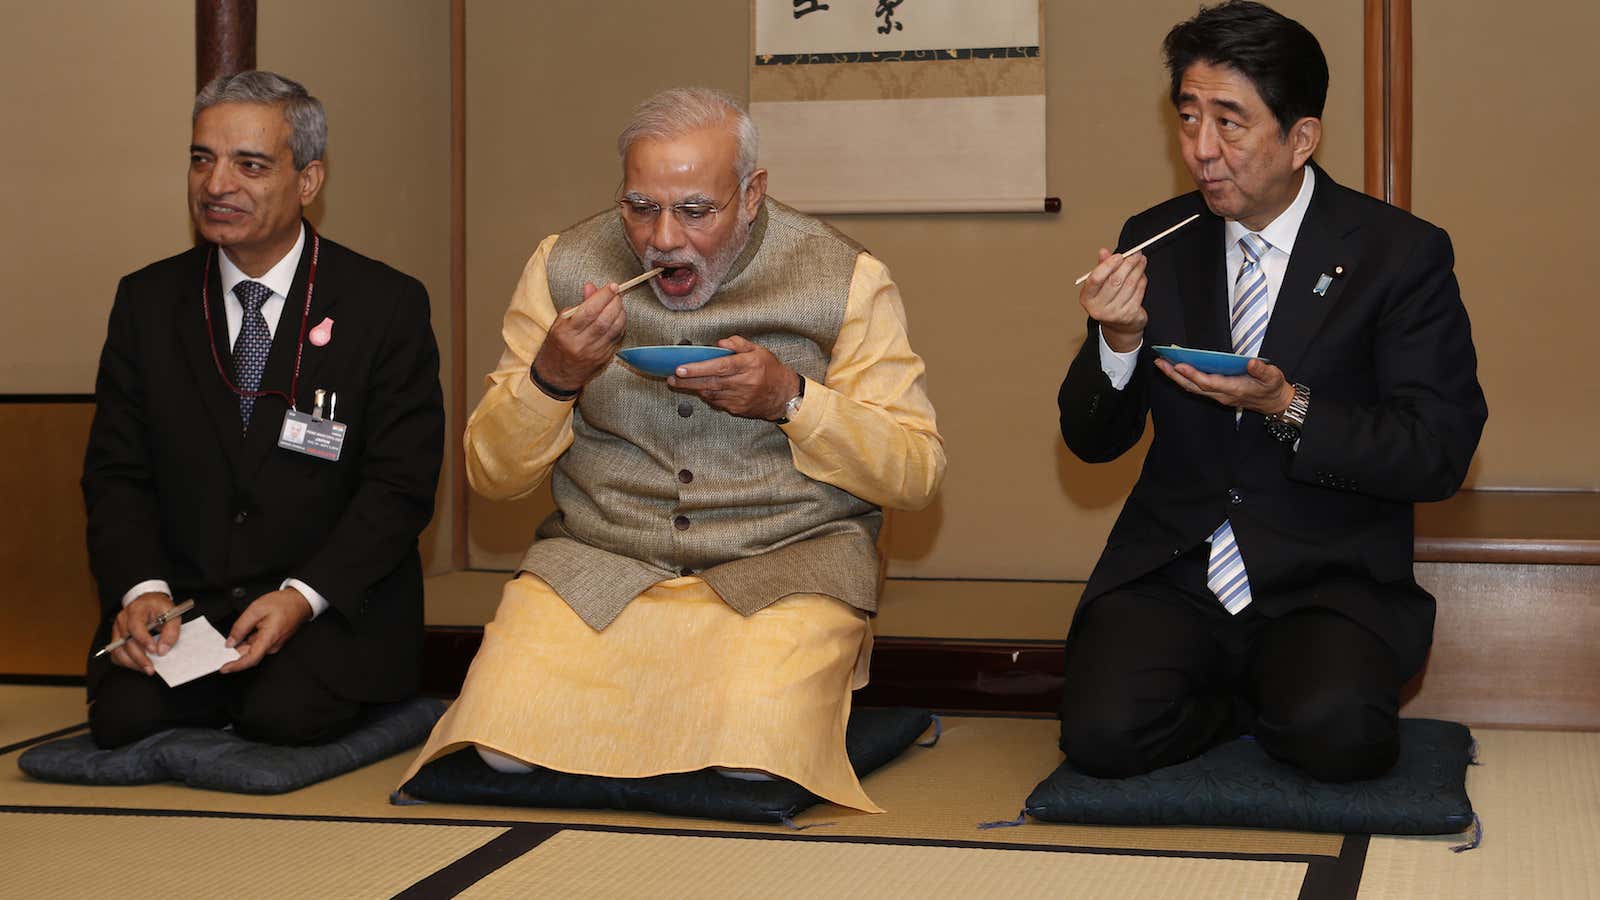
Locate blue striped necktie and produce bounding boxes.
[1206,233,1271,615]
[232,280,273,434]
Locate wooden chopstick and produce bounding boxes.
[559,267,665,319]
[1073,214,1200,286]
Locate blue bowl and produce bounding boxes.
[616,344,734,377]
[1151,344,1265,376]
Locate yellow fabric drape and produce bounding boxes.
[400,573,881,813]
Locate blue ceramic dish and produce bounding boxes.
[1151,344,1265,376]
[616,344,734,377]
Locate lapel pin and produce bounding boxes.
[309,316,334,347]
[1313,274,1333,296]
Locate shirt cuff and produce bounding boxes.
[1098,330,1142,391]
[120,580,172,608]
[282,578,330,619]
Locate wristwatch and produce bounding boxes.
[1265,382,1311,443]
[774,374,806,425]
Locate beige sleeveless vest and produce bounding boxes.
[520,199,882,630]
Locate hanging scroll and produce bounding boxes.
[751,0,1046,213]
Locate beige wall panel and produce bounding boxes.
[1413,4,1600,489]
[464,1,1362,579]
[261,1,455,573]
[0,1,193,394]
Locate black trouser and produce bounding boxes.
[89,610,362,749]
[1058,545,1403,783]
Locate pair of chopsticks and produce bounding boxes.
[1073,214,1200,286]
[558,267,665,320]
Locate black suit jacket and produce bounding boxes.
[1058,165,1487,673]
[82,225,445,700]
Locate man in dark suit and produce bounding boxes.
[1056,1,1486,781]
[82,71,444,748]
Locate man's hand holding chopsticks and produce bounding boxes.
[533,281,627,396]
[1079,249,1148,353]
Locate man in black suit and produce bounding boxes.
[1056,2,1486,781]
[82,71,444,748]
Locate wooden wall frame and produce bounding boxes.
[450,0,469,569]
[195,0,256,90]
[1364,0,1412,208]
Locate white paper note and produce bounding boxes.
[151,616,241,688]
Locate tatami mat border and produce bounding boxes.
[0,803,1349,859]
[394,824,564,899]
[0,723,87,758]
[0,805,1369,900]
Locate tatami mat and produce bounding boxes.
[0,810,504,899]
[1359,729,1600,899]
[0,685,84,750]
[14,684,1596,898]
[461,830,1309,900]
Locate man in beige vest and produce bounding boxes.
[401,88,944,811]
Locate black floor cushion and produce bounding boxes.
[18,697,446,795]
[1024,717,1476,836]
[394,706,936,824]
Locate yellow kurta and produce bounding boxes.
[399,574,879,812]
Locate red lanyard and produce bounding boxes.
[201,228,320,411]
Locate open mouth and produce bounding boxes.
[654,264,699,297]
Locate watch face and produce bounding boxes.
[1265,417,1299,443]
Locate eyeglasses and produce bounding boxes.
[616,181,744,232]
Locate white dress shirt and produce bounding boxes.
[121,225,330,620]
[1098,165,1318,389]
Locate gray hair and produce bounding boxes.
[194,70,327,170]
[617,87,759,183]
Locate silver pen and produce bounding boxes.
[94,599,195,658]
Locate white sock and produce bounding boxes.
[476,746,538,774]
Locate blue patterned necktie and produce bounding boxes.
[1206,233,1272,615]
[232,280,273,433]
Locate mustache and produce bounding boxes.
[644,254,700,270]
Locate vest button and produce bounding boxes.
[677,402,693,418]
[678,339,693,346]
[673,514,691,531]
[677,469,693,484]
[230,587,247,600]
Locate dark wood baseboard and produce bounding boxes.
[422,627,1065,715]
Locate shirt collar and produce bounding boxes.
[1224,164,1316,255]
[218,223,307,300]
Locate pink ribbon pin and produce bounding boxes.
[309,317,334,347]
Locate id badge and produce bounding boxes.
[278,408,346,461]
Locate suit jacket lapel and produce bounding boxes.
[1170,208,1241,449]
[238,225,339,477]
[1258,166,1362,379]
[176,245,249,475]
[1176,210,1231,352]
[290,228,340,400]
